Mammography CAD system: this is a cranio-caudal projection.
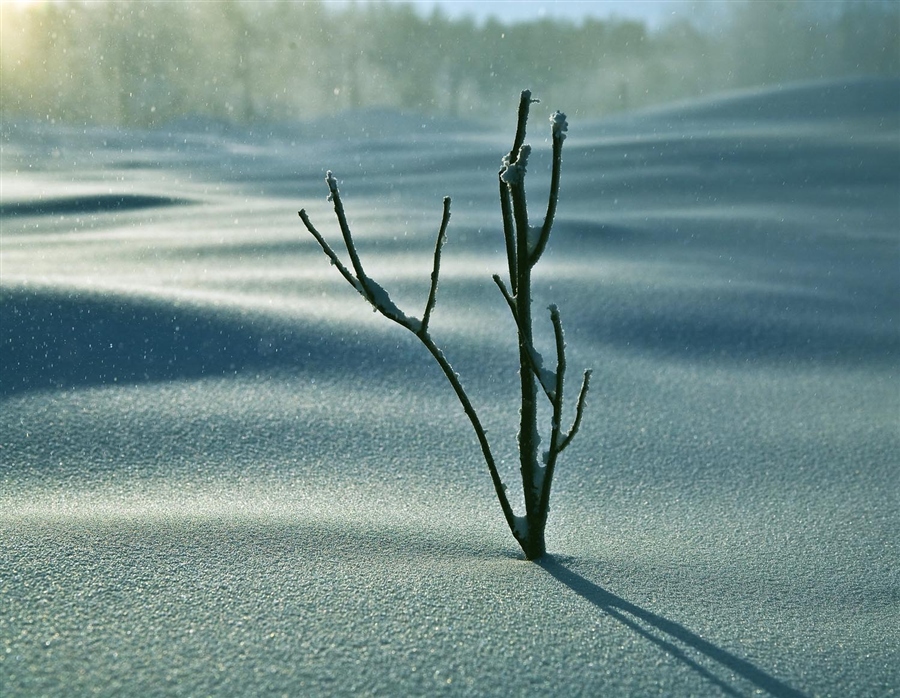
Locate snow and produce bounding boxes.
[359,274,422,332]
[1,77,898,696]
[550,111,568,141]
[325,169,339,201]
[499,144,531,184]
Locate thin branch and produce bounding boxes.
[509,90,537,166]
[492,276,557,402]
[299,209,364,295]
[538,305,567,513]
[492,274,516,313]
[501,88,539,291]
[502,143,532,294]
[510,180,530,267]
[325,171,373,297]
[558,369,592,453]
[530,112,567,266]
[550,305,567,411]
[499,176,517,294]
[421,196,451,335]
[539,365,591,520]
[416,336,519,540]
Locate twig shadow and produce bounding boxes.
[537,557,808,698]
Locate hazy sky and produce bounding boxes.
[332,1,691,28]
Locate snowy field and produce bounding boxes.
[1,77,898,696]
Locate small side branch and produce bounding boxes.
[530,111,567,266]
[325,171,370,293]
[299,209,364,295]
[539,305,567,507]
[417,338,519,540]
[550,305,567,411]
[492,274,516,314]
[492,275,557,402]
[499,176,518,294]
[499,153,533,324]
[559,369,592,454]
[501,91,539,291]
[421,196,451,336]
[299,182,521,545]
[538,334,590,516]
[509,89,538,166]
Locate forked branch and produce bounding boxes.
[299,176,519,542]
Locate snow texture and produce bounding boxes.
[1,77,898,697]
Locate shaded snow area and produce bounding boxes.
[1,78,898,696]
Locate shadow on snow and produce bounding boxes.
[0,287,345,397]
[0,194,192,218]
[539,557,809,698]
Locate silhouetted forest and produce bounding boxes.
[2,0,897,127]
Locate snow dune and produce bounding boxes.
[1,78,898,696]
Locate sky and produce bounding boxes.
[332,0,689,28]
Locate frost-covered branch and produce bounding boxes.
[307,172,420,331]
[499,178,518,294]
[421,196,451,336]
[531,111,567,265]
[539,305,567,509]
[298,209,364,295]
[558,368,592,454]
[492,274,557,403]
[509,89,538,167]
[299,176,518,541]
[325,172,369,293]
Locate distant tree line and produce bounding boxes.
[2,0,897,127]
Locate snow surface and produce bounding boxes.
[1,77,898,696]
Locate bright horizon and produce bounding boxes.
[330,0,694,28]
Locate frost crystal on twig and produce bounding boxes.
[499,144,531,185]
[550,111,568,141]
